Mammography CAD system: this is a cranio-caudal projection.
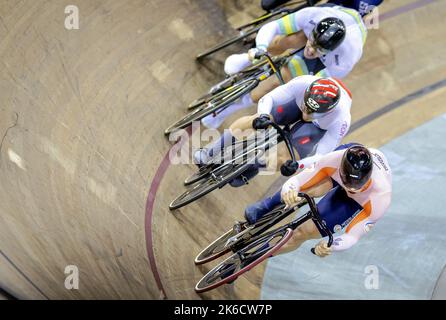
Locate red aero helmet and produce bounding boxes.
[303,78,341,114]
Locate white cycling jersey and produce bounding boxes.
[257,75,352,169]
[255,6,367,78]
[282,147,392,251]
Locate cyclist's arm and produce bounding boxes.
[257,76,308,115]
[331,192,392,251]
[256,9,309,50]
[281,152,338,196]
[298,119,350,170]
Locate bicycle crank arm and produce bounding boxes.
[224,224,254,248]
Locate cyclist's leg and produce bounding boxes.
[229,96,303,185]
[287,50,325,78]
[250,65,293,102]
[245,189,282,224]
[193,129,237,164]
[289,121,327,159]
[268,32,307,56]
[202,57,297,129]
[224,53,251,76]
[201,93,255,129]
[244,173,332,224]
[229,158,267,188]
[230,114,259,138]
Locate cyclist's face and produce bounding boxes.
[344,179,372,194]
[304,40,321,59]
[302,105,324,121]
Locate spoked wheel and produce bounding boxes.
[164,78,258,136]
[184,164,216,186]
[194,227,293,293]
[196,26,260,60]
[194,226,243,265]
[187,77,238,110]
[194,204,287,265]
[169,158,255,210]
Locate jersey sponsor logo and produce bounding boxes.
[309,20,317,26]
[307,97,320,110]
[372,152,389,171]
[299,137,311,145]
[333,237,343,246]
[334,224,342,233]
[341,208,362,229]
[339,121,348,137]
[335,55,340,66]
[364,221,375,233]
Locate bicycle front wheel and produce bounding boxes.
[196,26,260,60]
[194,227,293,293]
[164,78,258,136]
[194,227,239,265]
[169,159,256,210]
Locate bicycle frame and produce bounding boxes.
[204,121,297,185]
[231,192,333,255]
[211,48,300,119]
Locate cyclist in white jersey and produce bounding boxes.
[194,75,352,187]
[202,4,367,129]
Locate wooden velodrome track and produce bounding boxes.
[1,0,445,299]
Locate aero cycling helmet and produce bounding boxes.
[310,17,346,54]
[303,78,341,114]
[340,145,373,191]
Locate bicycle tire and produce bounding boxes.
[185,133,265,186]
[194,204,286,265]
[196,26,260,60]
[184,164,216,186]
[194,227,293,293]
[164,78,258,136]
[194,227,238,265]
[169,150,262,210]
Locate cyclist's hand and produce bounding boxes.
[248,47,266,62]
[281,181,302,207]
[280,160,299,176]
[314,240,332,258]
[252,114,271,130]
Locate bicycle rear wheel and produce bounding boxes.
[194,227,293,293]
[164,78,258,136]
